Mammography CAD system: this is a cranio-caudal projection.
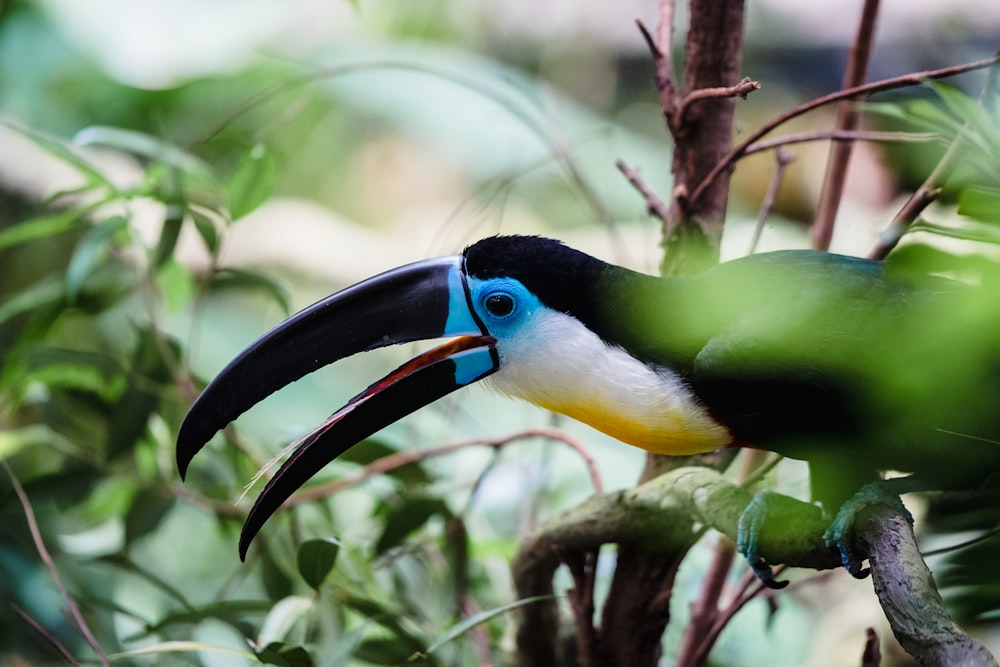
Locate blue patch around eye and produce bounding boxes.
[467,277,540,329]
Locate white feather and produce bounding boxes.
[485,309,731,454]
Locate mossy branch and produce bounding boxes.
[510,466,997,667]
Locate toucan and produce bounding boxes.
[177,235,1000,580]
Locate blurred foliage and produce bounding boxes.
[1,0,1000,665]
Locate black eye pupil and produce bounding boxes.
[485,293,515,317]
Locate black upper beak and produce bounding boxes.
[176,255,498,558]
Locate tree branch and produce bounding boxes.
[688,53,1000,209]
[744,129,936,156]
[811,0,881,251]
[3,462,109,667]
[675,76,760,128]
[511,466,998,666]
[616,159,672,227]
[511,467,838,665]
[285,427,602,506]
[749,147,794,254]
[856,495,998,667]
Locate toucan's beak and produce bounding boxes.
[175,255,498,558]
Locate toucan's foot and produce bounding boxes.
[823,479,917,580]
[737,489,823,589]
[737,491,786,588]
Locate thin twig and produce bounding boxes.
[744,129,936,156]
[3,462,110,667]
[812,0,882,251]
[635,6,678,120]
[676,77,761,128]
[655,0,675,73]
[688,54,1000,209]
[616,159,672,225]
[285,427,603,506]
[676,537,737,667]
[861,627,882,667]
[749,147,795,254]
[11,603,81,666]
[921,524,1000,558]
[636,18,661,60]
[560,547,601,665]
[656,0,678,119]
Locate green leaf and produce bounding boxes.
[296,538,340,590]
[375,497,449,555]
[209,267,291,315]
[131,599,273,638]
[85,476,138,523]
[65,215,128,303]
[910,219,1000,246]
[124,491,176,544]
[227,144,276,220]
[104,326,180,460]
[190,206,222,255]
[108,641,257,661]
[74,125,216,181]
[98,554,193,609]
[17,345,124,403]
[261,548,295,601]
[255,642,315,667]
[957,186,1000,222]
[0,425,72,461]
[0,119,118,192]
[324,621,373,665]
[0,277,65,326]
[258,596,314,646]
[0,208,83,251]
[352,636,423,665]
[424,595,553,654]
[925,81,1000,156]
[336,438,398,465]
[156,257,196,312]
[154,204,185,267]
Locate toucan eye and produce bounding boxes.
[484,292,516,318]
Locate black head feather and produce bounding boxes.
[462,235,610,318]
[462,236,671,362]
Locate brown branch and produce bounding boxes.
[560,548,601,666]
[285,427,603,506]
[676,448,780,666]
[811,0,882,251]
[675,537,737,667]
[511,467,839,666]
[749,147,794,254]
[688,53,1000,209]
[856,494,998,666]
[3,463,109,667]
[634,2,679,121]
[659,0,747,276]
[656,0,676,83]
[861,628,882,667]
[513,465,1000,666]
[616,159,672,226]
[676,77,760,128]
[11,603,81,666]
